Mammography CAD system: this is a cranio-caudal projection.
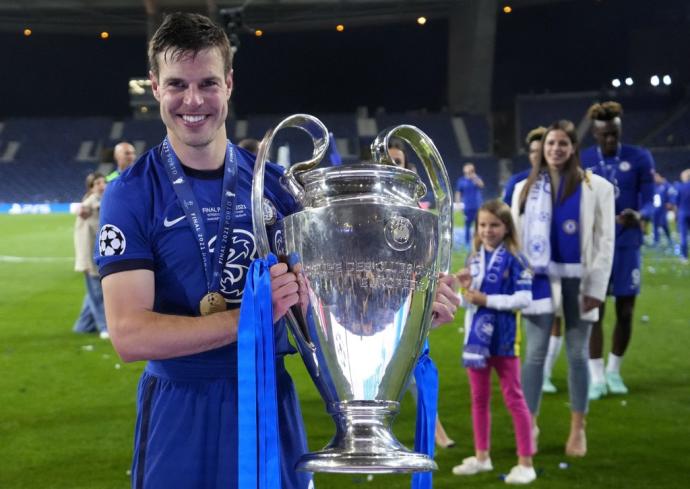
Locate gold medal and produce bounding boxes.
[199,292,227,316]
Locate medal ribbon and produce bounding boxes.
[411,340,438,489]
[161,138,238,295]
[596,144,621,197]
[237,253,281,489]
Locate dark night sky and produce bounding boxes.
[1,0,688,117]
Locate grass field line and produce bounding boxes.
[0,255,73,263]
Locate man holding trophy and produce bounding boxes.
[97,11,459,489]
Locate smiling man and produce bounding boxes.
[96,13,311,489]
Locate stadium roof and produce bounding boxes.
[0,0,571,35]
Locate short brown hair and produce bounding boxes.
[148,12,233,78]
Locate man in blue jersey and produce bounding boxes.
[675,169,690,263]
[455,163,484,247]
[581,101,655,399]
[96,13,311,489]
[651,172,675,248]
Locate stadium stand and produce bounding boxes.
[2,99,689,205]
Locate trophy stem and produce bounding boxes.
[296,400,438,474]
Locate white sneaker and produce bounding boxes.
[505,465,537,484]
[452,456,493,476]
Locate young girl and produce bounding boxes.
[452,199,536,485]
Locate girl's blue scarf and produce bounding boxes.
[463,244,510,368]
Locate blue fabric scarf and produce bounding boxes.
[411,341,438,489]
[549,179,582,278]
[237,253,281,489]
[463,244,510,368]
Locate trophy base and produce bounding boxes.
[296,400,437,474]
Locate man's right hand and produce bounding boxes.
[270,262,299,323]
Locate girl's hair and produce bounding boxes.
[83,172,105,199]
[518,119,584,213]
[472,199,521,256]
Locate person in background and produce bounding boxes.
[73,172,108,339]
[512,120,614,458]
[452,199,536,485]
[455,163,484,248]
[674,169,690,263]
[651,171,675,248]
[581,101,655,399]
[503,126,546,205]
[106,142,137,182]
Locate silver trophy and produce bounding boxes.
[252,114,452,473]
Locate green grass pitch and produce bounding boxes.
[1,214,689,488]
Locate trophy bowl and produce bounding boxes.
[252,114,452,473]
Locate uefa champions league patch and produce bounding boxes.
[562,219,578,234]
[99,224,126,256]
[619,161,631,172]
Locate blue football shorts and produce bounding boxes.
[130,358,312,489]
[608,246,641,297]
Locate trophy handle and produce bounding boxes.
[370,126,453,274]
[251,114,330,357]
[252,113,330,258]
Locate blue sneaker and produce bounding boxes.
[542,377,557,394]
[606,372,629,394]
[588,382,607,400]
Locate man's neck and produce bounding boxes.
[168,134,227,171]
[600,144,619,158]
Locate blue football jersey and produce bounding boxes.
[581,144,655,247]
[675,181,690,216]
[96,142,298,362]
[455,177,483,210]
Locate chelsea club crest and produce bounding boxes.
[262,198,277,226]
[562,219,578,234]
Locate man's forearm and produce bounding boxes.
[106,307,240,362]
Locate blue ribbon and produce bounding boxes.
[238,253,281,489]
[411,341,438,489]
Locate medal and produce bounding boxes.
[162,138,239,317]
[200,291,227,316]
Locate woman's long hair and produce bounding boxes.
[472,199,521,257]
[518,120,584,213]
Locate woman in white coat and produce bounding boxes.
[511,120,614,457]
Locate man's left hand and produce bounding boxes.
[616,208,640,228]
